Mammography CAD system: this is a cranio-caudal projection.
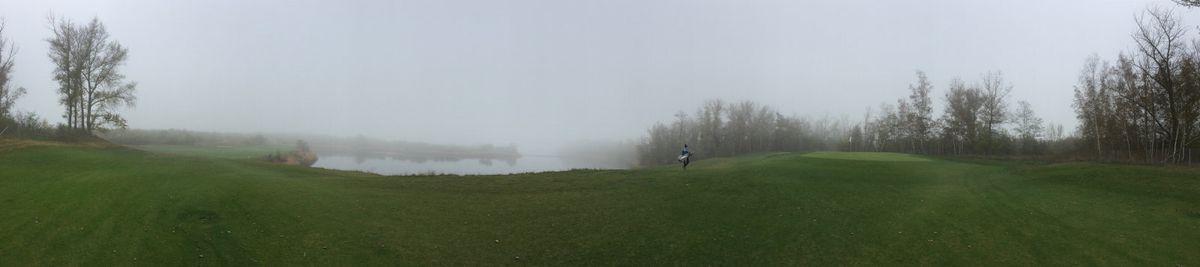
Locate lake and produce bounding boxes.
[311,154,630,175]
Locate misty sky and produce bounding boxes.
[1,0,1196,152]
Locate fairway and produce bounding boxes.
[1,142,1198,265]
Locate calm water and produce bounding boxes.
[311,154,628,175]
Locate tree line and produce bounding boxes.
[636,69,1062,166]
[1072,7,1200,164]
[0,15,136,139]
[636,99,850,166]
[638,7,1200,166]
[851,70,1060,157]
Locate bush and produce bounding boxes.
[0,112,54,139]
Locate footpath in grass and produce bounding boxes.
[0,142,1197,265]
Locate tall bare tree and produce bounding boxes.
[942,78,983,154]
[978,71,1012,154]
[907,70,934,153]
[1070,7,1200,163]
[1128,7,1198,162]
[697,99,725,156]
[47,16,137,134]
[750,104,776,152]
[895,98,912,152]
[872,102,899,151]
[0,18,26,122]
[727,101,757,154]
[1073,55,1109,157]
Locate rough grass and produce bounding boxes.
[0,144,1197,265]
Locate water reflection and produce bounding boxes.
[340,151,519,166]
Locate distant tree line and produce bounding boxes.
[636,99,850,166]
[1072,7,1200,164]
[99,128,272,146]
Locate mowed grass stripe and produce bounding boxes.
[0,143,1197,265]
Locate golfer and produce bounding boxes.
[679,144,691,169]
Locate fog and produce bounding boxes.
[1,0,1193,153]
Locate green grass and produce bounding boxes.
[0,142,1198,265]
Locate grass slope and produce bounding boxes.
[0,142,1198,265]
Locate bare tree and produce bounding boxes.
[1013,100,1044,154]
[773,112,802,151]
[750,104,776,152]
[0,18,26,122]
[727,101,757,154]
[1070,7,1200,163]
[896,98,912,152]
[872,102,899,151]
[978,71,1012,154]
[1013,101,1043,139]
[671,110,699,155]
[1045,122,1064,141]
[1128,7,1197,162]
[942,78,983,154]
[697,99,725,156]
[47,16,137,134]
[637,122,674,166]
[1073,55,1109,157]
[907,70,934,153]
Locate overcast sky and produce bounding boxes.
[1,0,1196,152]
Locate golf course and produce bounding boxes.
[1,140,1197,265]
